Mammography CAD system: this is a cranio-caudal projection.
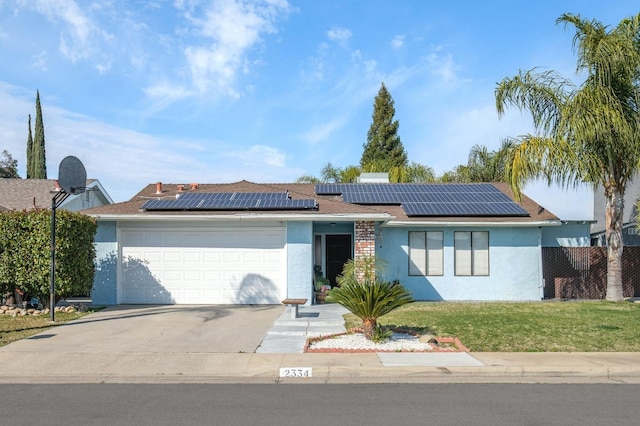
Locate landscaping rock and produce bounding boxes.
[0,304,81,317]
[418,334,438,344]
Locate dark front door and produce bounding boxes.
[325,234,352,287]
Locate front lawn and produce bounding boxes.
[342,301,640,352]
[0,310,94,348]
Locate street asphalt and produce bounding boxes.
[0,303,639,384]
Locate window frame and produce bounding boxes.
[454,231,489,276]
[408,231,444,276]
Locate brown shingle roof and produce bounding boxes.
[83,180,559,223]
[0,179,61,210]
[0,178,97,211]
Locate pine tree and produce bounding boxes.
[32,90,47,179]
[26,114,33,178]
[360,82,408,170]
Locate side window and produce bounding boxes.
[409,231,443,276]
[454,231,489,276]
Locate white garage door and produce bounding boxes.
[119,226,286,304]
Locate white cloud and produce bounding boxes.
[299,117,347,145]
[144,83,191,100]
[224,144,287,167]
[26,0,107,63]
[0,83,297,202]
[142,82,193,114]
[390,35,404,49]
[31,50,48,71]
[327,27,352,44]
[178,0,290,95]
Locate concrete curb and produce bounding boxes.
[0,352,639,384]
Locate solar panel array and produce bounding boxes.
[141,191,317,211]
[315,183,529,217]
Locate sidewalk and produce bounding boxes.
[0,303,638,384]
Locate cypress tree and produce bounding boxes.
[360,82,408,170]
[32,90,47,179]
[26,114,33,179]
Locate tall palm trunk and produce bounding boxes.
[605,186,624,301]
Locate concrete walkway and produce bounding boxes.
[0,303,639,384]
[257,303,349,353]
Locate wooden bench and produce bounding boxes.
[282,298,308,319]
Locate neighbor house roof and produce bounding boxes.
[0,178,113,211]
[0,179,67,210]
[84,180,560,226]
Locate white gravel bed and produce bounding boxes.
[309,332,434,352]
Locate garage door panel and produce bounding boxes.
[204,270,221,280]
[223,251,242,263]
[120,227,285,304]
[203,252,221,262]
[164,270,181,281]
[184,270,201,280]
[163,251,181,262]
[184,252,201,262]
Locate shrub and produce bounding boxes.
[0,209,97,306]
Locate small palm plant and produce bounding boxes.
[327,257,413,340]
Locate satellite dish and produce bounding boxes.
[58,156,87,194]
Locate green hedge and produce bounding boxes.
[0,209,97,306]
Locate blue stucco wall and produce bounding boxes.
[313,222,353,235]
[541,222,591,247]
[91,221,118,305]
[286,221,314,304]
[376,226,544,301]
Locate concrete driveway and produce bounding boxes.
[0,305,285,354]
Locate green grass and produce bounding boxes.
[342,301,640,352]
[0,310,94,348]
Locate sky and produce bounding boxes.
[0,0,638,220]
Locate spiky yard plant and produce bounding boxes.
[327,279,413,340]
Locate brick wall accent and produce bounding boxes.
[355,221,376,282]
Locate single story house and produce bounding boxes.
[0,178,113,211]
[84,178,588,305]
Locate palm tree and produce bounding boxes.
[295,174,320,183]
[495,13,640,301]
[328,258,413,340]
[466,140,515,182]
[437,141,514,183]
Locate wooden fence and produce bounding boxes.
[541,247,640,299]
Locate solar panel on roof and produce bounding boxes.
[402,202,529,217]
[343,191,404,204]
[314,182,529,217]
[315,183,345,195]
[141,192,317,212]
[259,199,317,209]
[140,199,179,210]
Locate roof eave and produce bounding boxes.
[383,219,563,227]
[87,212,392,222]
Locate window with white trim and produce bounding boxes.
[454,231,489,276]
[409,231,443,276]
